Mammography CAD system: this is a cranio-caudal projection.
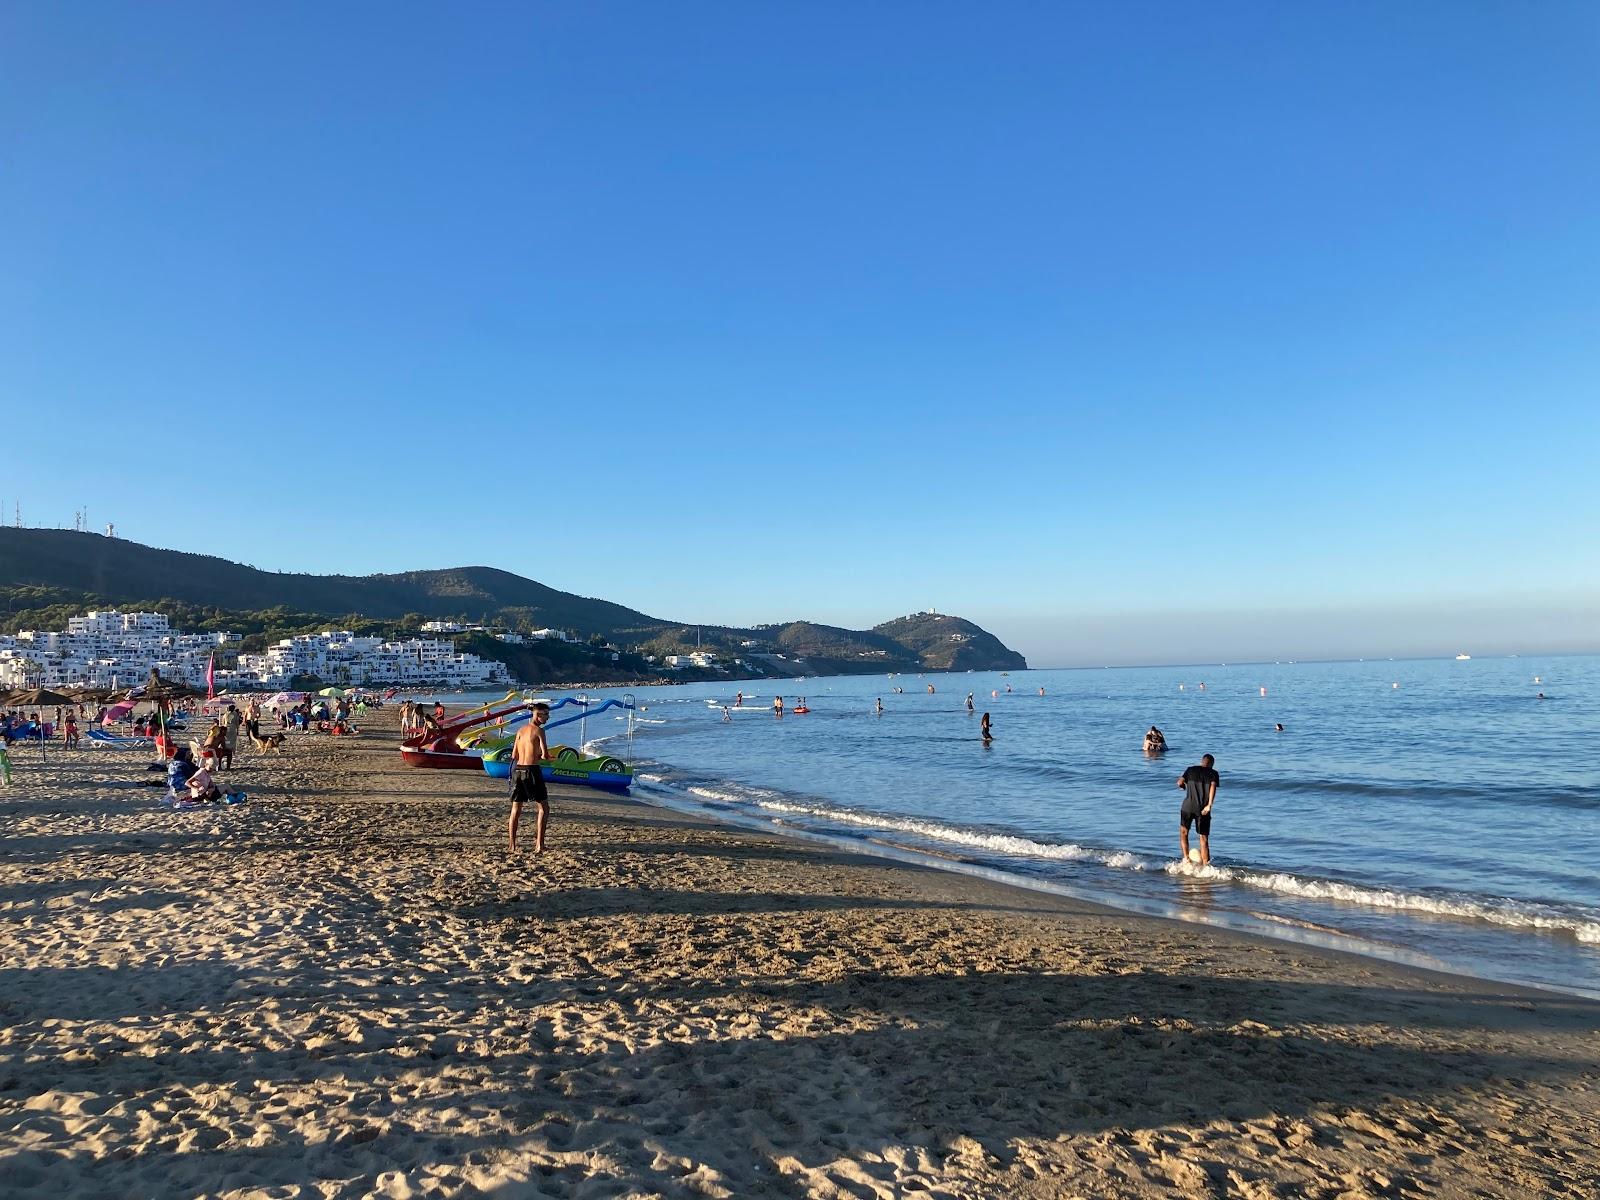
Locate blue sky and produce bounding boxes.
[3,3,1597,665]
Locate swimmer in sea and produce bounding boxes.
[966,693,975,712]
[875,698,883,714]
[722,707,732,723]
[980,713,992,742]
[773,696,784,715]
[1143,726,1166,754]
[1275,723,1284,732]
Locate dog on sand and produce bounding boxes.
[249,731,288,754]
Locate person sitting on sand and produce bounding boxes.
[185,764,222,803]
[200,720,227,768]
[167,747,198,796]
[1143,726,1167,754]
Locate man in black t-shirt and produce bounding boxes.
[1177,753,1220,865]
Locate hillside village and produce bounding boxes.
[0,611,510,691]
[0,530,1029,685]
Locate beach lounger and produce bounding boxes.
[87,729,154,749]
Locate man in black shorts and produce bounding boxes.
[508,703,551,854]
[1177,753,1219,866]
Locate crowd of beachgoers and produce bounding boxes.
[0,687,396,804]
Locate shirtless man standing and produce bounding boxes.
[509,703,551,854]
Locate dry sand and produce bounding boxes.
[1,711,1597,1198]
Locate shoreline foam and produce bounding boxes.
[637,765,1600,997]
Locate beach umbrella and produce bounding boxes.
[64,685,116,703]
[130,670,201,757]
[317,686,344,698]
[105,700,137,722]
[5,687,78,707]
[3,687,76,761]
[133,679,203,702]
[267,691,304,706]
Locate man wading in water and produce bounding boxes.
[509,703,551,854]
[1178,753,1220,866]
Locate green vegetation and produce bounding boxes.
[873,613,1027,672]
[0,529,1029,679]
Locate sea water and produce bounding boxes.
[459,655,1600,997]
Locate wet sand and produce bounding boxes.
[1,711,1597,1198]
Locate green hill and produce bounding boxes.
[0,529,1028,676]
[874,612,1028,671]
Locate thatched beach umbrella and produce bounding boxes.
[3,687,77,761]
[5,687,78,708]
[67,685,120,703]
[131,669,203,703]
[130,670,203,756]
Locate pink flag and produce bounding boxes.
[206,653,216,700]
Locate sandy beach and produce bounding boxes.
[2,712,1596,1199]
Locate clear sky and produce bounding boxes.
[3,3,1597,666]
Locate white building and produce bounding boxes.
[0,610,510,691]
[664,652,719,670]
[232,631,509,689]
[0,610,230,690]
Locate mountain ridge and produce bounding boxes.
[0,529,1027,676]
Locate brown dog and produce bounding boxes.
[249,731,288,754]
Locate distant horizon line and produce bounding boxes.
[1027,650,1595,671]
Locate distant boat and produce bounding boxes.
[1455,653,1471,660]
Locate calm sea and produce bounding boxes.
[455,655,1600,997]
